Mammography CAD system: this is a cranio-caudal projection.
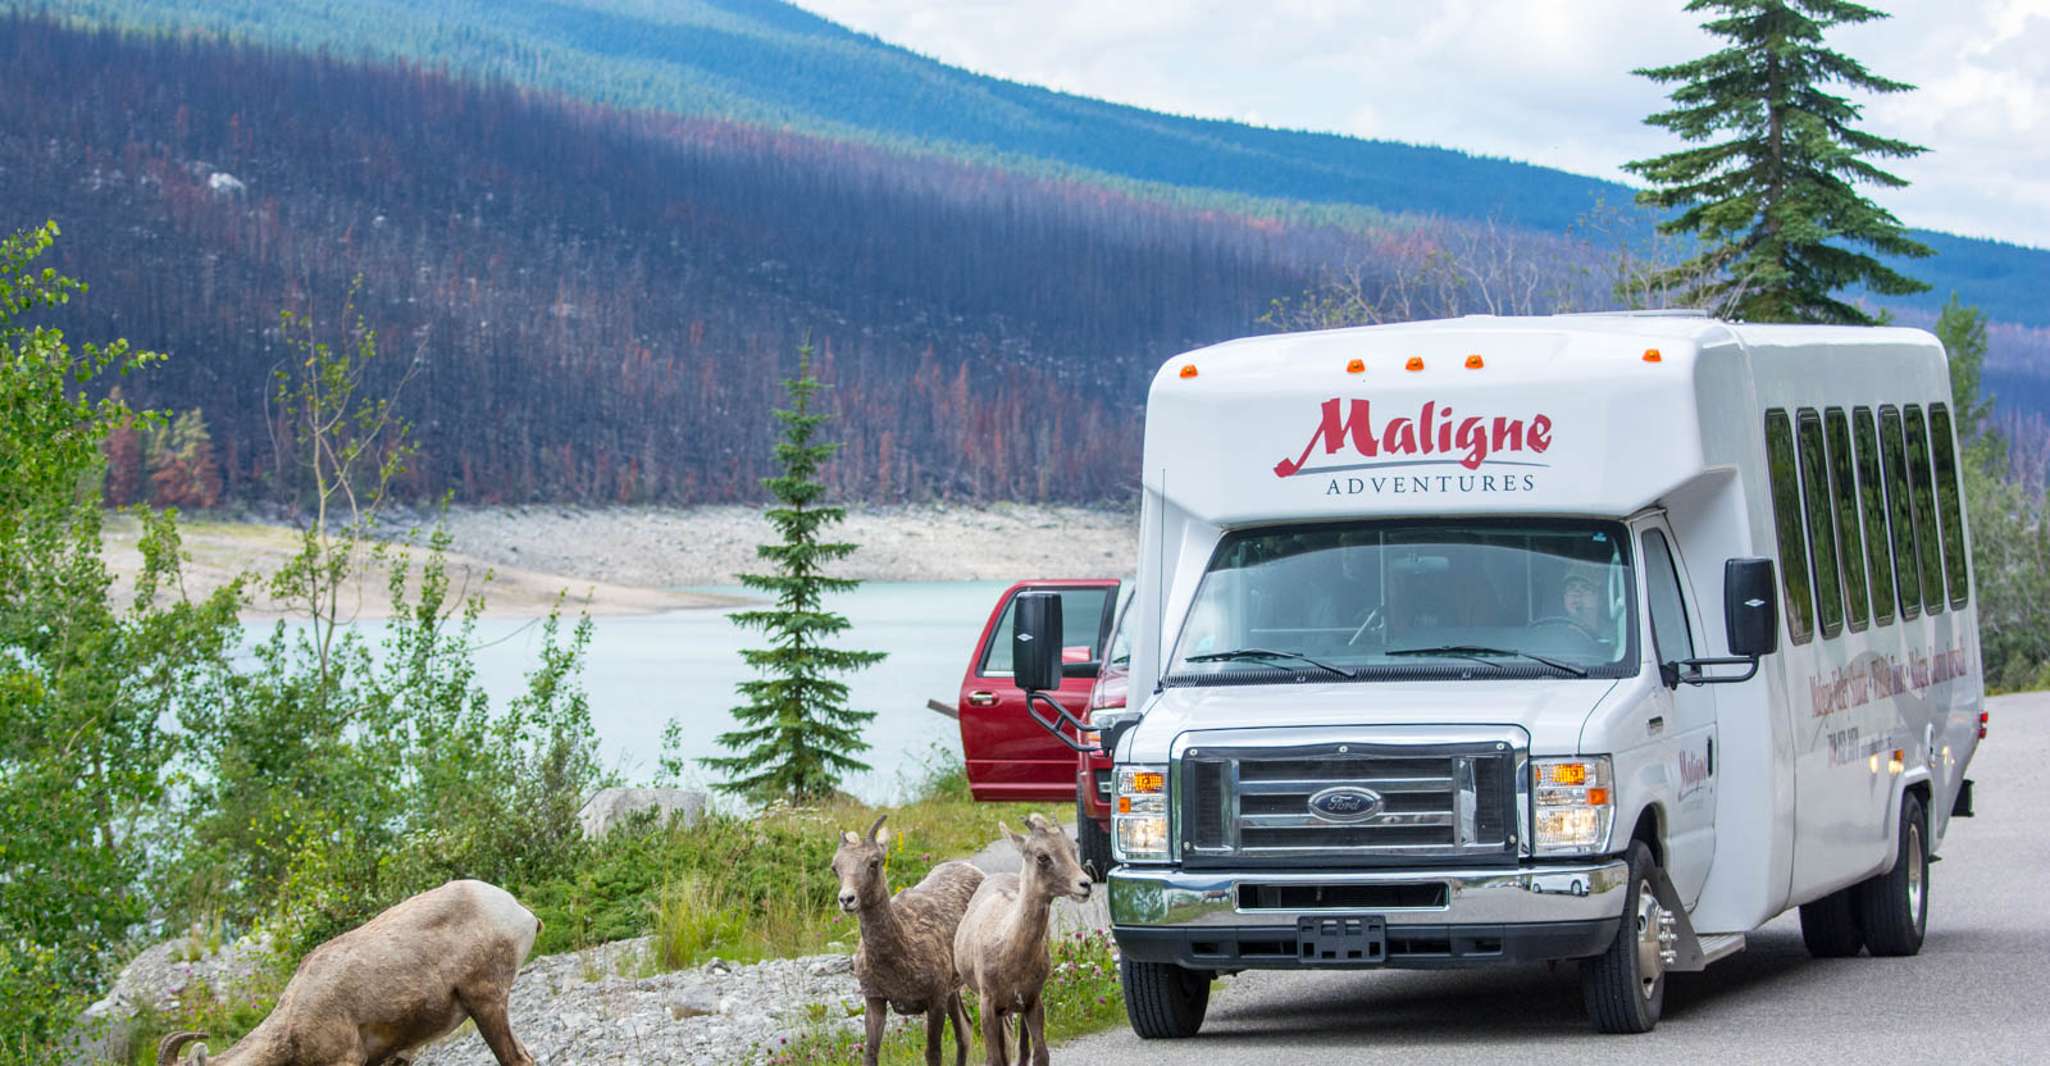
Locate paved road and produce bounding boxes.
[1067,691,2049,1063]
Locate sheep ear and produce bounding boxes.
[1001,821,1025,849]
[841,830,861,845]
[877,826,893,848]
[1025,813,1052,834]
[866,814,888,843]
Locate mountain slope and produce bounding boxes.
[3,15,1386,504]
[46,0,2050,326]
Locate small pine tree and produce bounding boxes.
[701,340,883,801]
[1624,0,1932,323]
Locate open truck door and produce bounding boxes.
[957,579,1119,802]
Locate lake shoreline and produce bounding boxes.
[106,502,1139,619]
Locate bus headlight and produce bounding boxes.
[1113,764,1170,862]
[1532,756,1615,856]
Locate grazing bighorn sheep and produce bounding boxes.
[834,814,987,1066]
[156,879,541,1066]
[952,814,1092,1066]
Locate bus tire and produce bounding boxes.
[1853,791,1929,957]
[1798,888,1865,958]
[1581,840,1665,1034]
[1076,794,1112,883]
[1120,958,1210,1039]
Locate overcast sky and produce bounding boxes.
[795,1,2050,249]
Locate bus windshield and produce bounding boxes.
[1164,520,1638,684]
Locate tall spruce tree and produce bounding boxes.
[1625,0,1932,323]
[701,341,883,801]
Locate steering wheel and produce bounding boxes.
[1346,606,1385,647]
[1531,615,1599,642]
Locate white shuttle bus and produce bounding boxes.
[1061,312,1983,1035]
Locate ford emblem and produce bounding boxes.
[1307,785,1385,823]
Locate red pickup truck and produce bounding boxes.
[955,579,1129,879]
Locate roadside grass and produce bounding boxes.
[759,929,1127,1065]
[516,756,1046,969]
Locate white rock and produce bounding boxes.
[577,787,706,838]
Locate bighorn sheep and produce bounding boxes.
[952,814,1092,1066]
[156,879,541,1066]
[834,814,987,1066]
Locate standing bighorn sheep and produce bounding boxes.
[834,814,987,1066]
[156,879,541,1066]
[952,814,1092,1066]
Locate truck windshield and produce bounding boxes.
[1165,520,1637,684]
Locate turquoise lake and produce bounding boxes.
[247,581,1010,804]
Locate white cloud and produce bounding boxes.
[799,0,2050,247]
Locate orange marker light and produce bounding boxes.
[1587,787,1611,807]
[1464,354,1485,369]
[1346,358,1365,374]
[1405,356,1425,372]
[1643,348,1663,363]
[1179,363,1199,379]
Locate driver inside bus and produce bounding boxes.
[1559,567,1610,643]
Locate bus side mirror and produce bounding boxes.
[1012,591,1064,693]
[1724,557,1778,659]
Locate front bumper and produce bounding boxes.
[1109,859,1627,969]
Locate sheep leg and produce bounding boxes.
[1015,1004,1030,1066]
[979,1001,1009,1066]
[863,996,889,1066]
[923,1001,946,1066]
[1023,999,1049,1066]
[460,989,535,1066]
[949,990,972,1066]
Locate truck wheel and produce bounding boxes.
[1798,888,1864,958]
[1581,840,1665,1034]
[1076,795,1112,882]
[1120,958,1210,1039]
[1853,791,1929,957]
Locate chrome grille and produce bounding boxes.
[1180,737,1521,868]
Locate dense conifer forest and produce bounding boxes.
[3,13,2045,505]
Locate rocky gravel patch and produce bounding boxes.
[411,940,900,1066]
[72,929,278,1063]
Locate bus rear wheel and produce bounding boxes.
[1798,887,1865,958]
[1854,791,1929,957]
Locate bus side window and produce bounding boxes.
[1853,408,1897,625]
[1824,409,1870,630]
[1796,409,1845,637]
[1903,405,1945,615]
[1641,529,1695,664]
[1764,410,1815,645]
[1929,404,1970,607]
[1878,406,1921,620]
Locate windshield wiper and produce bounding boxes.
[1183,647,1357,680]
[1387,644,1589,678]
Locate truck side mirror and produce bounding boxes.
[1675,557,1777,686]
[1723,557,1778,659]
[1012,591,1064,693]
